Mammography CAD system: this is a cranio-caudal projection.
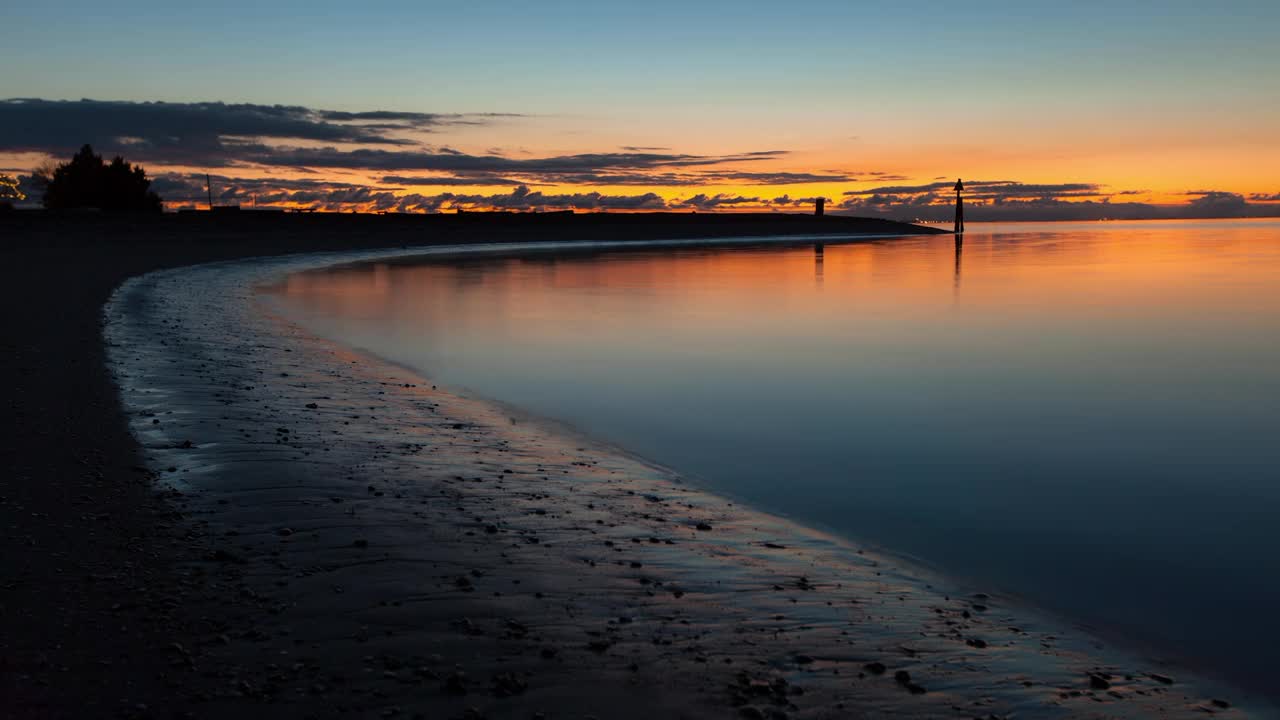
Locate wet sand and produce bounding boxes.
[0,214,1257,718]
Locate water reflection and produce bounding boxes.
[953,235,963,299]
[267,220,1280,698]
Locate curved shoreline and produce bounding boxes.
[105,242,1256,718]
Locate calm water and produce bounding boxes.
[267,219,1280,693]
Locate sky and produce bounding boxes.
[1,0,1278,218]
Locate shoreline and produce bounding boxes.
[0,214,1263,718]
[252,234,1262,694]
[0,214,942,718]
[107,243,1255,718]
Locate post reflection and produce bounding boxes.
[953,235,963,299]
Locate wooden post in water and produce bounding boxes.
[953,178,964,234]
[206,174,213,211]
[815,197,825,216]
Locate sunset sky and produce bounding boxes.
[2,0,1277,218]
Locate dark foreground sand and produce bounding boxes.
[0,213,1254,719]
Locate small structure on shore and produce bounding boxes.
[953,178,965,234]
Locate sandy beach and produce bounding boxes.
[0,214,1255,719]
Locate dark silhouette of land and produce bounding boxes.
[4,206,944,244]
[0,210,940,718]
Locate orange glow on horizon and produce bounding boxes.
[6,137,1278,216]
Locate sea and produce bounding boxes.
[264,218,1280,697]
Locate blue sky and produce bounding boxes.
[1,1,1277,215]
[5,1,1275,112]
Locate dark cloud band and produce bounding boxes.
[0,99,796,182]
[0,98,512,166]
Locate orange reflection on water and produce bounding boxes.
[264,219,1280,699]
[273,219,1280,334]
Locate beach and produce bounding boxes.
[0,214,1253,719]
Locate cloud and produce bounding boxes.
[9,97,1274,220]
[766,195,826,207]
[836,179,1121,219]
[1183,191,1250,217]
[675,193,762,210]
[519,171,705,186]
[0,99,796,186]
[152,173,341,196]
[844,180,1103,198]
[380,174,525,187]
[149,171,827,213]
[154,174,668,213]
[439,168,858,188]
[706,171,856,184]
[243,146,788,173]
[113,171,1280,219]
[478,168,856,187]
[836,183,1280,221]
[0,98,510,166]
[314,110,452,123]
[473,185,667,211]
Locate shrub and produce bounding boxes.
[42,145,162,212]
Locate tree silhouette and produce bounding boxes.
[42,145,162,212]
[29,160,57,193]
